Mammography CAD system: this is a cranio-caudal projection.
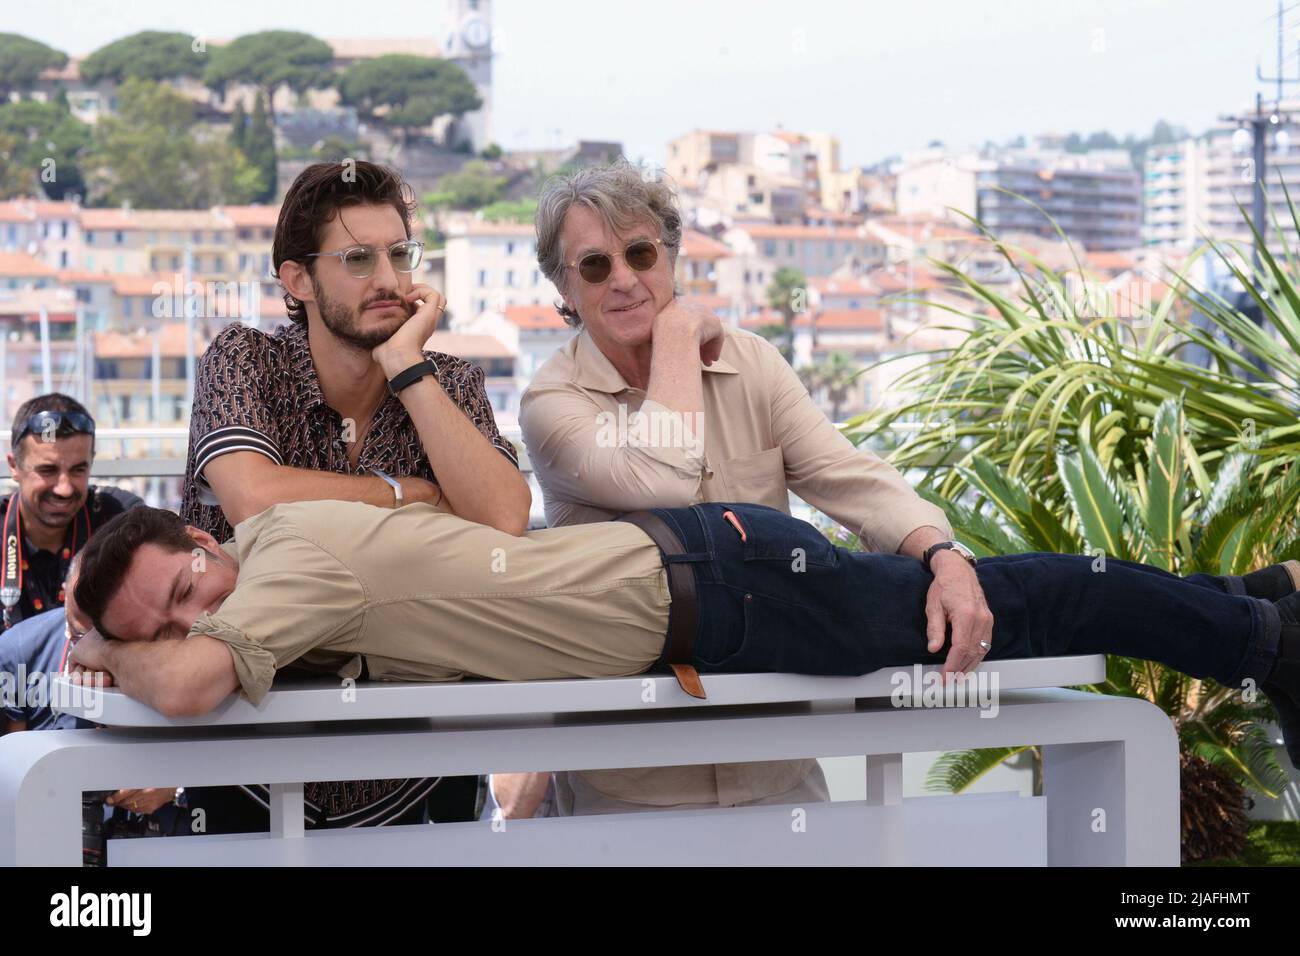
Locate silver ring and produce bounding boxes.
[978,640,992,650]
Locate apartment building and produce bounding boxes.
[0,200,83,270]
[80,208,236,278]
[447,303,576,421]
[443,219,556,328]
[897,144,1142,250]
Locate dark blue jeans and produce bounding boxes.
[644,503,1281,689]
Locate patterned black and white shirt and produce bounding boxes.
[180,319,517,828]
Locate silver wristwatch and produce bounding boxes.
[372,469,404,508]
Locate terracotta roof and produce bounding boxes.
[810,275,877,297]
[36,58,80,82]
[56,270,114,284]
[739,307,796,330]
[740,224,870,241]
[503,304,569,330]
[1086,250,1137,273]
[422,332,514,360]
[0,252,57,278]
[812,308,885,330]
[680,229,732,258]
[221,205,281,228]
[870,267,944,293]
[92,323,207,359]
[81,209,230,231]
[0,199,80,223]
[111,274,179,297]
[325,37,444,59]
[0,288,78,321]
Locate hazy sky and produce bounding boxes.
[9,0,1293,166]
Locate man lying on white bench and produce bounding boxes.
[65,499,1300,771]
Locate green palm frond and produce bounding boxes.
[924,746,1035,795]
[867,200,1300,805]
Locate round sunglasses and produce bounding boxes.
[566,238,663,284]
[305,239,425,278]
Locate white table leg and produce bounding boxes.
[269,783,305,839]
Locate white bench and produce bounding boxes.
[0,655,1180,866]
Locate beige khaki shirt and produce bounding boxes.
[520,325,951,807]
[195,500,669,705]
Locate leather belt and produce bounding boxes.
[615,510,706,699]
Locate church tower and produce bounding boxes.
[441,0,494,152]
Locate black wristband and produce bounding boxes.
[923,540,975,572]
[387,359,439,396]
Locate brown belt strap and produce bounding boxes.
[616,511,706,699]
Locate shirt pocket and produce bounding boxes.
[713,446,788,511]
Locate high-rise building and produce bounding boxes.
[1145,100,1300,253]
[898,143,1142,251]
[1144,139,1212,248]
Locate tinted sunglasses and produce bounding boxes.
[16,410,95,445]
[566,238,663,284]
[305,239,424,278]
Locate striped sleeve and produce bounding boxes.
[188,326,285,496]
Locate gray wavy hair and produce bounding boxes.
[535,159,683,327]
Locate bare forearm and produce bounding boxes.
[493,772,552,819]
[646,318,705,417]
[389,377,531,536]
[897,525,950,559]
[213,463,400,527]
[258,466,404,511]
[104,637,238,718]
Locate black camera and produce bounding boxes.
[81,790,170,867]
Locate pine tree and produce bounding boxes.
[245,92,277,202]
[229,99,247,154]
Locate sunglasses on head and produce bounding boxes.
[566,238,664,285]
[304,239,424,279]
[16,410,95,445]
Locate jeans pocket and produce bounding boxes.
[700,587,833,673]
[694,583,749,667]
[724,506,838,568]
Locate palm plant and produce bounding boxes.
[914,396,1300,859]
[837,194,1300,862]
[798,351,861,422]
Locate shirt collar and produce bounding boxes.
[282,321,329,412]
[571,327,738,395]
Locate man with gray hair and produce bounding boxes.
[491,158,991,817]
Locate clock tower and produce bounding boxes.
[441,0,494,152]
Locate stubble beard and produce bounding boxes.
[313,278,403,352]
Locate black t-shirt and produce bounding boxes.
[0,484,142,629]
